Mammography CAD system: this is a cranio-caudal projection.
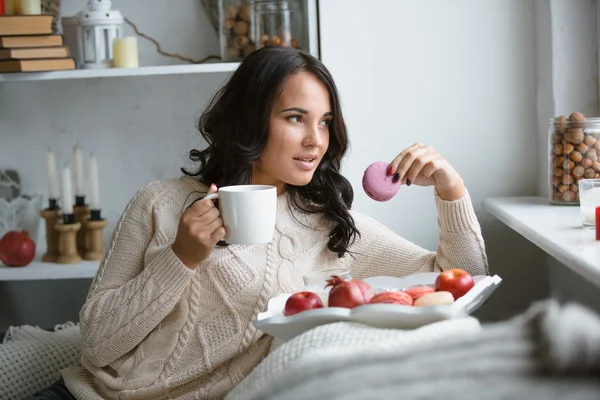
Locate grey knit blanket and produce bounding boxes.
[227,300,600,400]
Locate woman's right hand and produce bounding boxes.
[172,184,226,269]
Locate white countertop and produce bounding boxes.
[483,196,600,288]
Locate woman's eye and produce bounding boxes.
[287,115,301,123]
[320,119,331,127]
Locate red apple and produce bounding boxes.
[435,269,475,300]
[283,291,324,316]
[0,230,36,267]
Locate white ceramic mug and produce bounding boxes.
[203,185,277,245]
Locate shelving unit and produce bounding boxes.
[0,62,240,83]
[0,258,99,281]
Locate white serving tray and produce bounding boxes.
[254,273,502,341]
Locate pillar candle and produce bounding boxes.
[17,0,41,15]
[73,145,85,197]
[46,149,58,199]
[89,153,100,210]
[61,167,73,215]
[4,0,14,15]
[112,37,139,68]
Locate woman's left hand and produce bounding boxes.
[388,143,466,201]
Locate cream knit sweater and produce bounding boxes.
[62,176,488,400]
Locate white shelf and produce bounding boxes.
[483,196,600,288]
[0,257,99,281]
[0,62,240,83]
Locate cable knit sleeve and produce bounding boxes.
[349,188,488,279]
[79,182,196,367]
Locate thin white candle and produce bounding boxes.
[89,153,100,210]
[73,145,85,197]
[46,149,58,199]
[61,167,73,215]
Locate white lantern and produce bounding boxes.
[62,0,124,69]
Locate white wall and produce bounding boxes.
[0,0,554,329]
[319,0,549,321]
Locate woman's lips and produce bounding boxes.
[293,157,317,171]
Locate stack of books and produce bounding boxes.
[0,14,75,73]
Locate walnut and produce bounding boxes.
[562,174,574,185]
[581,158,593,168]
[223,19,235,32]
[584,168,596,178]
[554,167,565,177]
[552,192,563,201]
[234,21,249,36]
[234,35,250,49]
[596,173,600,179]
[558,184,569,193]
[238,3,251,21]
[587,149,598,162]
[572,165,585,178]
[562,190,576,202]
[552,133,563,144]
[576,143,588,154]
[554,116,567,134]
[270,36,282,46]
[570,151,583,162]
[570,183,579,193]
[593,162,600,172]
[566,128,585,144]
[569,112,586,128]
[562,159,575,170]
[552,144,563,156]
[564,142,575,154]
[585,134,597,146]
[243,44,256,57]
[555,156,565,167]
[552,176,561,187]
[226,4,239,19]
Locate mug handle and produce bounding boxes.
[185,192,220,212]
[202,193,220,201]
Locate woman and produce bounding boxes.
[54,47,487,399]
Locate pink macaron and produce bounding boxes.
[362,161,401,202]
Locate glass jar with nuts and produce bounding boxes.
[251,0,303,51]
[548,112,600,205]
[219,0,254,61]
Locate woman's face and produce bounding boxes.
[252,71,332,194]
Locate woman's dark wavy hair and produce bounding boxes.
[182,46,359,257]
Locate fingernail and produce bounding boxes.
[387,166,394,176]
[406,179,412,187]
[392,173,400,183]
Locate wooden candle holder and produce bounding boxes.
[73,204,90,258]
[83,218,107,260]
[56,222,82,264]
[40,208,60,262]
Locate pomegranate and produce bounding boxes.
[325,275,375,308]
[369,291,413,306]
[0,231,36,267]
